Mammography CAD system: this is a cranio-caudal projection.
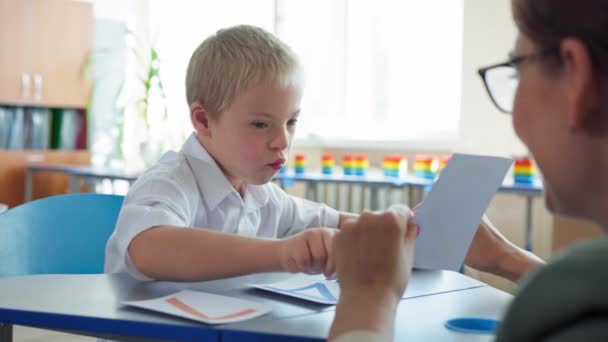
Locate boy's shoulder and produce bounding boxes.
[144,150,191,178]
[131,150,198,192]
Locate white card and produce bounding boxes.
[252,276,340,304]
[251,272,486,305]
[413,153,512,271]
[122,290,272,324]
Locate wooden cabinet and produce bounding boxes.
[0,0,94,207]
[0,150,90,207]
[0,0,93,108]
[0,0,28,105]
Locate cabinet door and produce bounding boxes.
[0,0,30,105]
[0,0,93,108]
[30,0,93,108]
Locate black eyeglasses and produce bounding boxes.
[478,48,559,114]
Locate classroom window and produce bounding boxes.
[148,0,464,148]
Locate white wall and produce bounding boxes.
[457,1,553,291]
[457,0,527,157]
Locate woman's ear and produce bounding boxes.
[561,38,607,135]
[190,101,212,137]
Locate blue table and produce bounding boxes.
[274,171,433,211]
[23,164,544,251]
[0,271,510,341]
[24,164,141,201]
[499,180,544,251]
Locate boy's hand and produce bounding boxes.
[279,228,337,276]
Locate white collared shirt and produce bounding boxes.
[104,133,339,280]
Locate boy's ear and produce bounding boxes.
[190,101,212,137]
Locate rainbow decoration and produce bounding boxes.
[343,155,354,175]
[294,154,306,175]
[383,155,407,178]
[438,155,451,173]
[321,154,335,175]
[354,155,369,176]
[513,157,535,183]
[414,155,439,179]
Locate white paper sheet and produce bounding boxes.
[122,290,272,324]
[251,272,486,305]
[413,153,512,271]
[252,276,340,304]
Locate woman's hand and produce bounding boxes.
[329,206,419,341]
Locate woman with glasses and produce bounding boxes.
[329,0,608,341]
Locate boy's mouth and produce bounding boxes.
[268,159,286,171]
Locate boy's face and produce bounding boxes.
[196,79,301,191]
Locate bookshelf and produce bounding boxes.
[0,0,93,207]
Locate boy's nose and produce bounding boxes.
[271,128,290,150]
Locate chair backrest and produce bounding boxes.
[0,193,124,276]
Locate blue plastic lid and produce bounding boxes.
[445,318,499,334]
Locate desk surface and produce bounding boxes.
[26,164,141,181]
[499,179,544,194]
[25,164,542,195]
[262,286,511,342]
[275,171,543,194]
[274,171,433,187]
[0,271,511,341]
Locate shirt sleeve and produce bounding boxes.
[273,184,340,237]
[104,171,196,280]
[332,331,381,342]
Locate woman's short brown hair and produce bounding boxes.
[512,0,608,72]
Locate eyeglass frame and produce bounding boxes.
[477,48,560,114]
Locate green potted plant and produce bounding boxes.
[114,31,169,170]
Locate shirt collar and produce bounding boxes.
[181,133,270,212]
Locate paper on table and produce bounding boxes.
[122,290,272,324]
[413,153,512,271]
[251,272,486,305]
[252,276,340,305]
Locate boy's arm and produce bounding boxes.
[129,226,282,281]
[129,225,338,281]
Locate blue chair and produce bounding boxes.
[0,193,124,276]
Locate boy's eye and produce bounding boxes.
[251,121,268,129]
[287,119,298,127]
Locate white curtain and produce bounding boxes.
[148,0,464,147]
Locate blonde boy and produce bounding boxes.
[105,25,537,284]
[105,25,354,281]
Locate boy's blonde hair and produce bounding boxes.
[186,25,300,115]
